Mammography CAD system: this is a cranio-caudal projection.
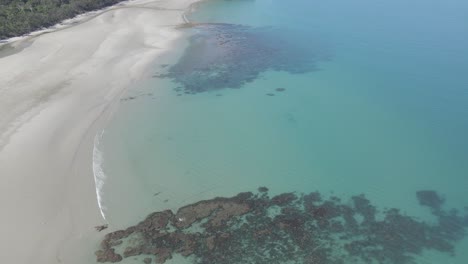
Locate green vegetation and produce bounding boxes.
[0,0,126,40]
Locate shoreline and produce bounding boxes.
[0,0,129,47]
[0,0,200,263]
[0,0,156,46]
[0,0,198,58]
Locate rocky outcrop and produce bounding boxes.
[95,189,468,264]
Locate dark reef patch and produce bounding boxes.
[96,190,468,264]
[120,93,154,102]
[155,24,331,94]
[95,224,108,232]
[417,190,445,211]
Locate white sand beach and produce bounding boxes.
[0,0,198,263]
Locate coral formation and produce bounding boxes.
[155,24,330,94]
[96,190,468,264]
[416,190,445,210]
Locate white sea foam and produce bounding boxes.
[92,130,107,221]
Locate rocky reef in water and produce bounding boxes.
[95,189,468,264]
[154,24,331,94]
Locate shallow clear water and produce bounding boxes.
[96,0,468,263]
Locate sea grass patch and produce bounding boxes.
[96,189,468,264]
[155,24,331,94]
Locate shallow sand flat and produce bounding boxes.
[0,0,198,263]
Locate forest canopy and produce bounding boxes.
[0,0,126,40]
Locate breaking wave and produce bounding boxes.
[92,130,107,221]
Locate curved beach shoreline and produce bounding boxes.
[0,0,199,263]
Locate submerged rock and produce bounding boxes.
[95,224,108,232]
[96,189,468,264]
[417,190,445,210]
[95,248,122,263]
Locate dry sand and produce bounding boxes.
[0,0,199,263]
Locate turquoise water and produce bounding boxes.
[97,0,468,263]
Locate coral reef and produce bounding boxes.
[417,190,445,211]
[155,24,331,94]
[96,190,468,264]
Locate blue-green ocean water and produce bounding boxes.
[96,0,468,263]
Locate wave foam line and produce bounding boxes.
[92,130,107,221]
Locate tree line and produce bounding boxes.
[0,0,126,40]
